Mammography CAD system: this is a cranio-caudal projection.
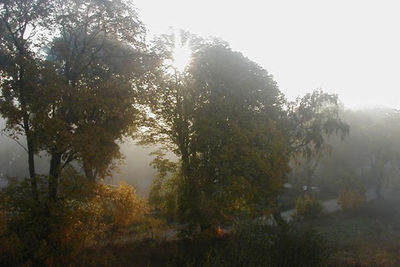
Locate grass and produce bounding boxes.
[304,198,400,266]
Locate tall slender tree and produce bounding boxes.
[0,0,51,200]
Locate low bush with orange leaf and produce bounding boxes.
[93,181,165,242]
[337,189,366,210]
[0,172,165,265]
[295,193,323,220]
[336,173,367,211]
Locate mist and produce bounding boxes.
[0,121,158,196]
[2,0,400,266]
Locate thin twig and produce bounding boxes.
[0,132,28,152]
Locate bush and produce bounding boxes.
[72,221,328,267]
[337,189,366,210]
[205,221,328,267]
[295,193,323,220]
[0,174,162,266]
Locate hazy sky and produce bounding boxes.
[134,0,400,109]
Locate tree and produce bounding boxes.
[1,0,158,203]
[139,31,200,230]
[0,0,51,200]
[188,43,290,228]
[365,112,400,199]
[286,90,349,193]
[41,0,156,201]
[142,36,290,232]
[148,150,179,223]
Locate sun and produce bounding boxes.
[172,42,191,72]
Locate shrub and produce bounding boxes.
[0,174,162,266]
[205,221,328,267]
[295,193,323,220]
[72,221,328,267]
[337,189,366,210]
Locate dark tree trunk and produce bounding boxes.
[273,211,285,225]
[25,124,38,201]
[305,155,321,195]
[83,161,96,181]
[48,152,62,202]
[19,55,39,201]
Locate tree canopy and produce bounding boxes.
[141,34,349,232]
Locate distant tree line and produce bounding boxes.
[290,108,400,201]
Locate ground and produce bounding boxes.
[308,197,400,266]
[73,196,400,266]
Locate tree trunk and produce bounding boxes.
[18,55,39,201]
[48,152,62,202]
[273,211,285,225]
[83,161,96,181]
[305,155,321,195]
[24,125,39,200]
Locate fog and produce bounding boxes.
[3,0,400,265]
[3,106,400,197]
[135,0,400,110]
[0,123,157,195]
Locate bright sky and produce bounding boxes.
[134,0,400,109]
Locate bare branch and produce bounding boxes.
[0,131,28,152]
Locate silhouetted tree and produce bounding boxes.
[0,0,51,200]
[286,90,349,192]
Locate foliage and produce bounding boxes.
[142,35,290,232]
[40,0,155,183]
[0,0,159,208]
[226,221,327,267]
[299,109,400,205]
[72,222,327,267]
[285,90,350,202]
[0,174,159,265]
[287,89,349,160]
[364,114,400,199]
[295,193,323,220]
[94,181,153,241]
[0,1,357,264]
[338,190,366,210]
[0,0,53,200]
[0,177,79,265]
[289,108,400,201]
[148,151,179,223]
[188,43,289,226]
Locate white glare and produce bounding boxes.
[173,43,191,72]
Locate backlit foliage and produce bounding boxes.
[0,174,160,265]
[0,1,351,264]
